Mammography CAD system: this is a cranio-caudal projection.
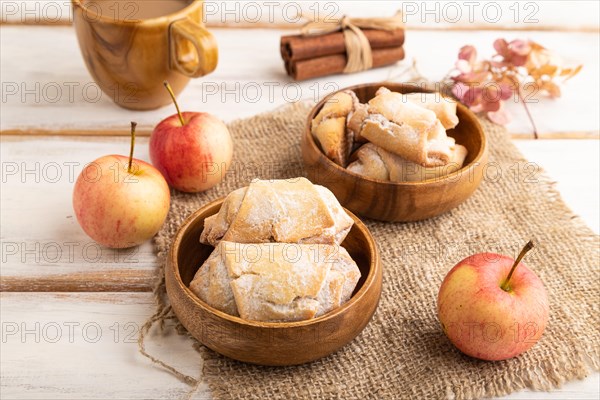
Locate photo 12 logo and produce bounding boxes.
[400,1,540,24]
[0,1,542,25]
[1,81,104,104]
[2,321,141,344]
[202,1,341,24]
[197,81,339,104]
[1,160,153,184]
[1,1,71,23]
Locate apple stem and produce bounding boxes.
[501,240,535,292]
[128,121,136,174]
[163,81,185,126]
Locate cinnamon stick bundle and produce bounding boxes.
[285,47,405,81]
[281,29,405,62]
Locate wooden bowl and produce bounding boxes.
[301,83,488,222]
[165,198,382,366]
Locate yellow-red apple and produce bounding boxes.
[149,82,232,193]
[437,241,549,361]
[73,122,170,249]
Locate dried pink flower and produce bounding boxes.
[449,38,582,138]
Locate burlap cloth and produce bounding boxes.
[146,101,599,399]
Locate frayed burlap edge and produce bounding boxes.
[139,102,600,400]
[138,101,316,398]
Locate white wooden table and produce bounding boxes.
[1,1,599,399]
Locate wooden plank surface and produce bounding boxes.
[2,0,598,31]
[1,6,599,399]
[1,27,598,139]
[0,292,208,399]
[1,136,598,292]
[0,292,597,399]
[0,136,159,291]
[3,128,598,140]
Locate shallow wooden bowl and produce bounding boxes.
[301,82,488,222]
[165,198,382,366]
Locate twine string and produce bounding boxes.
[300,11,403,73]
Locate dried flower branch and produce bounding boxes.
[449,39,582,138]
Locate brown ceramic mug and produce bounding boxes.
[72,0,218,110]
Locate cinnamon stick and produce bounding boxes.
[285,46,405,81]
[281,29,405,62]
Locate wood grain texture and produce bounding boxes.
[0,136,159,291]
[2,128,598,140]
[166,198,382,365]
[1,27,597,138]
[0,270,154,292]
[0,294,598,399]
[70,0,217,110]
[1,8,599,398]
[1,136,598,294]
[2,0,599,32]
[0,292,207,399]
[5,19,598,33]
[303,83,487,222]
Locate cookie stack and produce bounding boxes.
[311,87,468,182]
[189,178,361,322]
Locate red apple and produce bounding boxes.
[73,122,170,248]
[149,82,233,193]
[437,241,549,361]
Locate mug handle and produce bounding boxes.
[169,17,218,77]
